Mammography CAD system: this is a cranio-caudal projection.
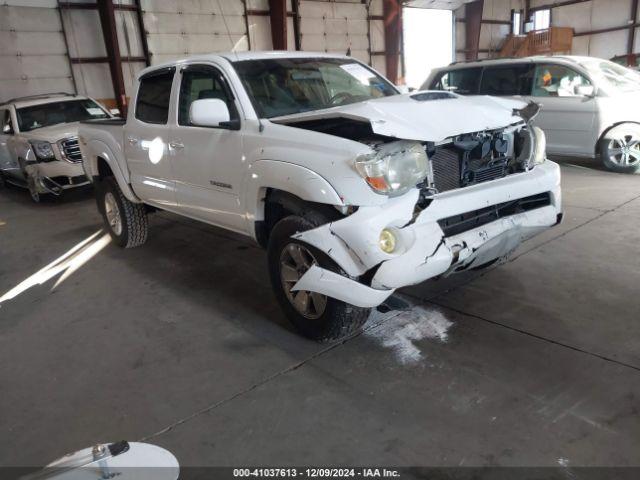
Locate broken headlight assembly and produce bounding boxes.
[30,141,56,162]
[354,140,428,197]
[529,125,546,167]
[514,125,546,170]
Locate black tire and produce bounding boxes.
[99,177,148,248]
[268,213,371,342]
[599,124,640,174]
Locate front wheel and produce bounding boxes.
[600,124,640,173]
[267,214,371,342]
[99,177,148,248]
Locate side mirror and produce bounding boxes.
[575,85,596,97]
[396,85,410,94]
[189,99,231,128]
[2,124,13,134]
[109,108,120,116]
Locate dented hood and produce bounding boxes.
[271,93,526,142]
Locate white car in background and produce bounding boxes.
[424,56,640,173]
[0,93,112,202]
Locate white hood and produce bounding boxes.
[271,93,527,142]
[20,122,80,143]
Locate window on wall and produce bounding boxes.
[512,10,522,35]
[533,9,551,30]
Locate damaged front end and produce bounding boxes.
[289,113,561,308]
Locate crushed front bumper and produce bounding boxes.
[292,161,562,308]
[26,160,90,195]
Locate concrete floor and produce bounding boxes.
[1,158,639,468]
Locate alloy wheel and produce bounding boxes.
[279,243,327,319]
[606,134,640,167]
[104,192,123,236]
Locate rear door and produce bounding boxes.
[521,63,597,155]
[125,67,178,207]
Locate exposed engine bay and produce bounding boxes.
[282,116,536,196]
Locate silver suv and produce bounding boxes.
[0,93,112,202]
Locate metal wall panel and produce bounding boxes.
[141,0,250,64]
[299,0,370,64]
[0,4,74,101]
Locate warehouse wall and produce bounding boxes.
[0,0,75,101]
[1,0,386,104]
[455,0,640,62]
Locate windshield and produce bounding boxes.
[580,60,640,93]
[232,58,398,118]
[16,99,109,132]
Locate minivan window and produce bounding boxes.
[532,64,591,97]
[479,64,534,96]
[431,67,481,94]
[136,69,175,124]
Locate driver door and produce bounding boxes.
[0,108,19,178]
[168,64,245,232]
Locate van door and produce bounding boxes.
[125,67,178,207]
[168,64,246,233]
[522,63,597,155]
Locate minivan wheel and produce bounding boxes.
[600,124,640,173]
[100,177,148,248]
[267,213,371,342]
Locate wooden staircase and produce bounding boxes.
[497,27,573,58]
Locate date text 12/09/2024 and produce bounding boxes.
[233,468,400,478]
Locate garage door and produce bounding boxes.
[0,1,75,101]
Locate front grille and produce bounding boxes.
[437,192,551,237]
[430,146,461,193]
[60,137,82,163]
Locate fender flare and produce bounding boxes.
[85,139,140,203]
[243,160,344,226]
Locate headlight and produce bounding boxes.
[355,140,428,196]
[529,126,546,167]
[30,141,55,161]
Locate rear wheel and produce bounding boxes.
[99,177,148,248]
[600,124,640,173]
[267,213,371,342]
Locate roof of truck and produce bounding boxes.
[138,51,354,78]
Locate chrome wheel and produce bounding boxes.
[279,243,327,319]
[606,134,640,167]
[104,191,123,236]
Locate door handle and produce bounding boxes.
[169,141,184,150]
[127,136,138,145]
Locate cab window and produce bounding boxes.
[532,64,591,97]
[431,68,481,94]
[1,110,14,134]
[135,68,175,124]
[479,65,534,96]
[178,66,238,126]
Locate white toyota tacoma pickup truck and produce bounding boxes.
[78,51,562,341]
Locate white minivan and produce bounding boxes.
[424,56,640,173]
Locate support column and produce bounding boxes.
[628,0,639,56]
[97,0,127,115]
[269,0,287,50]
[383,0,402,84]
[465,0,484,61]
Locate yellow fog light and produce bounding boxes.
[379,228,397,253]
